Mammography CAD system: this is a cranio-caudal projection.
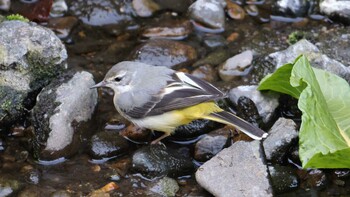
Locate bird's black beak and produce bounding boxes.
[90,81,106,89]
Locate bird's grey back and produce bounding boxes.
[112,61,174,112]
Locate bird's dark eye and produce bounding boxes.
[114,77,122,82]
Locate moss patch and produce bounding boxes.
[6,14,29,22]
[287,31,306,45]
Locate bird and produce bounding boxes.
[91,61,268,144]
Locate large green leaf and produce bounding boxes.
[257,63,305,99]
[291,56,350,168]
[258,55,350,168]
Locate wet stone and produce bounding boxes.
[141,20,192,40]
[69,0,134,26]
[203,34,227,48]
[132,0,160,17]
[149,177,179,197]
[219,50,254,82]
[273,0,311,17]
[152,0,193,13]
[50,0,68,18]
[50,190,72,197]
[0,21,67,127]
[194,127,230,162]
[23,169,40,185]
[31,71,98,162]
[171,119,221,141]
[17,185,46,197]
[334,170,350,179]
[196,141,272,197]
[0,138,5,151]
[128,39,197,68]
[88,130,129,161]
[263,118,298,163]
[244,4,259,17]
[0,0,10,11]
[227,1,245,20]
[108,158,132,177]
[120,124,152,143]
[0,177,23,197]
[235,96,263,128]
[191,64,218,83]
[11,0,53,22]
[229,85,279,123]
[298,169,327,189]
[132,0,192,17]
[269,165,299,194]
[132,144,194,179]
[189,0,225,32]
[320,0,350,24]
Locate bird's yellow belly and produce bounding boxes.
[130,102,223,134]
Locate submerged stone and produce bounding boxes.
[149,177,179,197]
[128,40,197,68]
[69,0,134,26]
[269,165,299,194]
[88,130,129,161]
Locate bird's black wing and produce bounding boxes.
[122,72,225,118]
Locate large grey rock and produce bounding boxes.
[320,0,350,24]
[263,118,298,162]
[0,21,67,127]
[196,141,272,197]
[269,39,350,83]
[31,71,97,161]
[229,85,279,123]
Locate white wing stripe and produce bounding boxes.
[163,86,198,95]
[176,72,203,90]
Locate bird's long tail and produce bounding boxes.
[203,111,268,140]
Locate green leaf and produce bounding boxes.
[291,56,350,168]
[258,62,305,99]
[258,55,350,168]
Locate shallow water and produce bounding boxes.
[1,0,350,196]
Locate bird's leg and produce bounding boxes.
[151,133,170,145]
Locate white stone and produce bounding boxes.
[219,50,253,81]
[45,71,97,151]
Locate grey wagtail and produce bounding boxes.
[91,61,268,144]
